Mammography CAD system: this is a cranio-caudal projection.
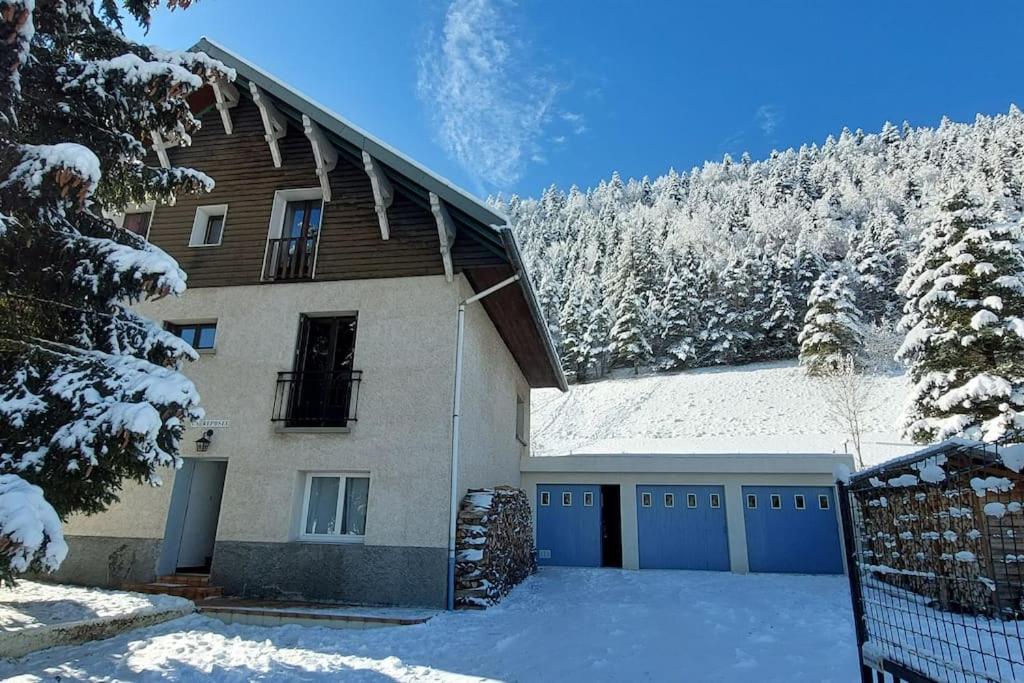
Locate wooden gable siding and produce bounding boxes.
[149,95,503,288]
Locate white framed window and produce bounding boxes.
[746,494,757,509]
[263,188,324,280]
[189,204,228,247]
[166,320,217,351]
[641,492,652,508]
[515,394,527,445]
[664,493,675,508]
[709,493,721,509]
[300,473,369,542]
[794,494,807,510]
[562,492,572,507]
[540,491,550,506]
[110,202,155,240]
[686,493,697,508]
[583,491,594,507]
[770,494,782,510]
[818,495,830,510]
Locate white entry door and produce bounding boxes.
[175,460,227,570]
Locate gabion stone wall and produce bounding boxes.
[455,486,536,609]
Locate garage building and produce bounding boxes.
[521,451,853,574]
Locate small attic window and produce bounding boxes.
[190,204,228,247]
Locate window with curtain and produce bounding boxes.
[301,473,369,540]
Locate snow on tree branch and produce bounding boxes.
[0,474,67,578]
[0,0,229,581]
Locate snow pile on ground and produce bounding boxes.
[532,360,915,466]
[0,581,189,633]
[0,568,857,682]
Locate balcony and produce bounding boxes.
[272,370,362,429]
[264,236,318,281]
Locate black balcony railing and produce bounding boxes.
[272,370,362,428]
[264,236,317,281]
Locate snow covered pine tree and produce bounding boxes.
[0,0,232,582]
[798,267,864,375]
[897,189,1024,444]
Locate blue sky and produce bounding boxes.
[128,0,1024,200]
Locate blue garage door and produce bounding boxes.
[536,484,601,567]
[742,486,844,574]
[636,485,730,570]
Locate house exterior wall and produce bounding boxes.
[455,276,531,496]
[148,96,501,289]
[56,273,530,607]
[520,453,853,573]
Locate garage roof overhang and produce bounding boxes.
[521,453,855,476]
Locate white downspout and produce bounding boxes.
[446,272,521,611]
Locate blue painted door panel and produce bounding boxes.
[536,484,602,567]
[742,485,844,574]
[636,485,730,570]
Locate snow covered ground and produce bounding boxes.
[532,360,915,467]
[1,568,858,682]
[0,581,189,633]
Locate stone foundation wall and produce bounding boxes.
[455,486,536,609]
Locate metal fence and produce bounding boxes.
[839,441,1024,683]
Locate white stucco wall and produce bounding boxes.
[454,277,531,497]
[64,273,537,554]
[520,453,854,572]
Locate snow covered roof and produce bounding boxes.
[849,438,1024,489]
[531,361,915,464]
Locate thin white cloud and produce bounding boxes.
[560,111,586,134]
[756,104,782,137]
[417,0,560,189]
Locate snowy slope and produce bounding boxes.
[532,360,916,466]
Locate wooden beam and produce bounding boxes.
[430,192,456,282]
[249,83,287,167]
[361,151,393,240]
[150,129,176,170]
[211,79,239,135]
[303,115,338,202]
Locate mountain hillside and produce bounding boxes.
[498,108,1024,385]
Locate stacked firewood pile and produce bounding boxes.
[455,486,536,609]
[852,455,1024,617]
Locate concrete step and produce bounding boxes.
[155,573,211,587]
[123,582,223,602]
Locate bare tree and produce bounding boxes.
[820,354,878,469]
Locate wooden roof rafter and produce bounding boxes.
[249,82,287,167]
[211,78,240,134]
[302,114,338,202]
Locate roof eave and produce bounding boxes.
[498,228,569,392]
